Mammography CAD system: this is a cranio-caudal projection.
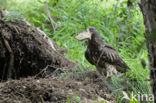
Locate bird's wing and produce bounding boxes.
[98,43,130,73]
[85,48,95,65]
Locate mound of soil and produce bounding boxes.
[0,71,116,103]
[0,19,76,80]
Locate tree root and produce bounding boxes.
[1,30,14,79]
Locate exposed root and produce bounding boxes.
[1,29,14,79]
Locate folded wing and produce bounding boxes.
[98,43,130,73]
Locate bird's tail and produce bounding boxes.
[116,64,130,73]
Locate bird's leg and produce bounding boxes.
[105,63,118,80]
[105,71,111,80]
[105,68,114,80]
[96,68,114,92]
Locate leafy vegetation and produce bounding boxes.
[2,0,151,102]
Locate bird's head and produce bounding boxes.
[75,27,98,41]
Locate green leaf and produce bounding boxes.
[32,18,41,24]
[73,95,81,102]
[67,98,71,103]
[100,100,106,103]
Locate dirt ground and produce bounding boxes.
[0,71,117,103]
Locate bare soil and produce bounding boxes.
[0,71,116,103]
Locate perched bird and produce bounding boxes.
[75,27,130,79]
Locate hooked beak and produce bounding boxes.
[75,31,91,41]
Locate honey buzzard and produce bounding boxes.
[75,27,130,79]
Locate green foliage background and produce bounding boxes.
[1,0,152,102]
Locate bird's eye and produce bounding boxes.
[88,27,95,32]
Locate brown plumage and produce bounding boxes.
[76,27,130,78]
